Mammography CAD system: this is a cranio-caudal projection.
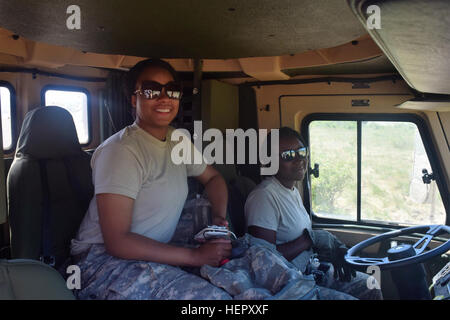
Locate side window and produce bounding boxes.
[0,85,14,151]
[309,121,358,220]
[43,87,90,145]
[309,118,446,225]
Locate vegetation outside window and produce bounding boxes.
[309,119,446,225]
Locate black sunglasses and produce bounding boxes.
[134,80,183,100]
[280,147,308,161]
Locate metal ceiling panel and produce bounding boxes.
[0,0,366,59]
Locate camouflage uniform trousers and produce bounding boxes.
[200,235,359,300]
[200,244,319,300]
[73,244,232,300]
[243,235,380,300]
[315,271,382,300]
[293,255,383,300]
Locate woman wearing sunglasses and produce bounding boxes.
[70,59,232,300]
[244,127,382,300]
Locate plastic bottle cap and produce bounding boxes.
[220,259,230,266]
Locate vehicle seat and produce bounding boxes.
[7,106,94,269]
[0,259,74,299]
[228,175,256,237]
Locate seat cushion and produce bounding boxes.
[7,106,94,268]
[0,259,75,300]
[7,153,93,267]
[228,176,256,237]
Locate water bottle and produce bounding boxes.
[192,194,212,234]
[171,194,211,245]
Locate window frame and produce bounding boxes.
[0,80,17,153]
[301,113,450,227]
[41,85,92,147]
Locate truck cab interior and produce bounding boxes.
[0,0,449,300]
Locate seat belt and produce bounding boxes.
[38,159,55,267]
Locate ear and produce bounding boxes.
[131,94,137,108]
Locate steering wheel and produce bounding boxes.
[345,225,450,271]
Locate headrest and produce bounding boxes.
[15,106,82,159]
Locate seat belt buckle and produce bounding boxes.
[39,255,56,267]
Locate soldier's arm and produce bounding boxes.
[97,193,231,267]
[276,230,313,261]
[248,226,312,261]
[195,165,229,227]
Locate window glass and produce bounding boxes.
[309,119,446,225]
[309,121,357,220]
[44,89,89,144]
[361,121,445,225]
[0,86,13,151]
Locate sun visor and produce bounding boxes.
[397,95,450,112]
[348,0,450,95]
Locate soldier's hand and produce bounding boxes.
[192,239,232,267]
[332,246,357,282]
[212,216,229,227]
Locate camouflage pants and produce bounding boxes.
[294,255,383,300]
[316,271,382,300]
[200,244,319,300]
[74,244,232,300]
[199,236,378,300]
[73,239,381,300]
[241,234,381,300]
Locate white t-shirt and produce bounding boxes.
[244,176,312,245]
[70,123,206,255]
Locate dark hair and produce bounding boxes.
[266,126,307,155]
[124,58,180,100]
